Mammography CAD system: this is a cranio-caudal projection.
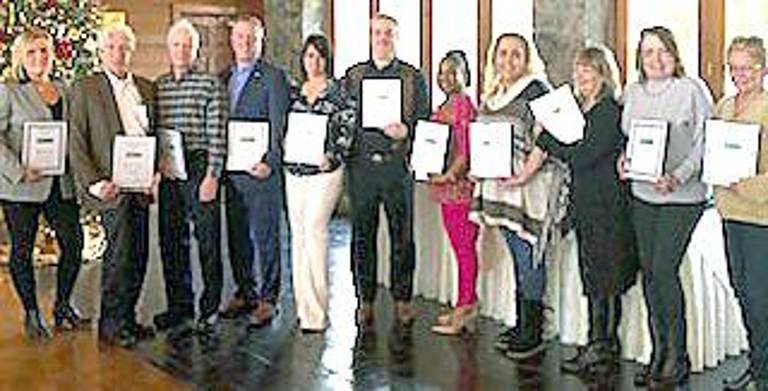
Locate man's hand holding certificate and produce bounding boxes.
[112,135,156,191]
[226,121,269,172]
[410,120,450,181]
[469,122,512,179]
[702,119,760,186]
[284,112,328,165]
[529,84,585,144]
[625,119,668,182]
[362,78,402,130]
[22,121,67,176]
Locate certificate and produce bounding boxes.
[410,120,450,181]
[158,129,187,180]
[529,84,585,144]
[625,119,668,182]
[702,119,760,186]
[469,122,513,179]
[284,112,328,165]
[112,135,156,191]
[21,121,67,176]
[362,78,402,129]
[226,121,269,172]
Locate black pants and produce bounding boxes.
[225,175,282,304]
[159,151,223,320]
[347,159,415,303]
[724,220,768,389]
[99,194,149,338]
[632,199,704,370]
[1,180,82,313]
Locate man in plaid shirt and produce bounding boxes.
[154,19,227,338]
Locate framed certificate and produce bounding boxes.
[625,119,668,182]
[362,78,402,129]
[702,119,760,186]
[469,122,513,179]
[158,129,187,180]
[284,112,328,165]
[226,121,269,172]
[410,120,450,181]
[21,121,67,176]
[529,84,585,144]
[111,135,156,191]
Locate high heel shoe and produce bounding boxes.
[53,303,91,331]
[436,311,453,326]
[431,305,477,335]
[24,310,52,341]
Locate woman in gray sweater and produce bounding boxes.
[620,26,711,388]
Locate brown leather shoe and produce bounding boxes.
[248,301,275,328]
[220,297,253,319]
[395,301,415,326]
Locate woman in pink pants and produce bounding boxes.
[429,50,479,335]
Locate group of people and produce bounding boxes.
[1,10,766,390]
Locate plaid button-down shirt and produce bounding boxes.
[156,70,228,176]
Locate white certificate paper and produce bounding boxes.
[284,112,328,165]
[529,84,585,144]
[22,121,67,176]
[410,120,450,181]
[625,119,668,182]
[362,78,402,129]
[469,122,513,179]
[112,135,156,191]
[226,121,269,172]
[158,129,187,180]
[702,119,760,186]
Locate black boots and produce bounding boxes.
[497,299,546,360]
[562,295,622,377]
[24,310,52,341]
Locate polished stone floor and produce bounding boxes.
[0,217,750,390]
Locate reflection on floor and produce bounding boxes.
[0,219,750,390]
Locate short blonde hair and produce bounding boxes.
[167,19,201,61]
[574,46,622,100]
[728,36,766,68]
[10,28,54,82]
[97,23,137,53]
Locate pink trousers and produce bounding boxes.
[440,201,479,307]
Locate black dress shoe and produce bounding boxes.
[648,359,690,389]
[723,366,752,390]
[53,303,91,330]
[24,310,52,341]
[634,364,652,387]
[195,314,218,336]
[99,328,138,349]
[128,322,156,341]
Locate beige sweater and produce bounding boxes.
[714,91,768,226]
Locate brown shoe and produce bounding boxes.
[220,297,253,319]
[248,301,275,328]
[356,302,374,333]
[395,301,415,326]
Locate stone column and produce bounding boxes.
[264,0,303,79]
[534,0,616,85]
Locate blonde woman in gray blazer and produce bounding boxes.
[0,28,86,341]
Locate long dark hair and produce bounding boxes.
[300,34,333,81]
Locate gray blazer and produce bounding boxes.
[0,81,76,202]
[68,72,156,211]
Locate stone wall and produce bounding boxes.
[264,0,304,81]
[535,0,616,86]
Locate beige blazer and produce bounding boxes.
[68,72,156,211]
[0,80,76,202]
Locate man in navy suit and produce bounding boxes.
[220,15,289,326]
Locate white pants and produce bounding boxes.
[285,168,345,330]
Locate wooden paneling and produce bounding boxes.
[700,0,725,100]
[422,0,432,91]
[478,0,492,102]
[615,0,628,86]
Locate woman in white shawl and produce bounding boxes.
[470,33,569,360]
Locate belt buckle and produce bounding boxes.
[371,153,384,163]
